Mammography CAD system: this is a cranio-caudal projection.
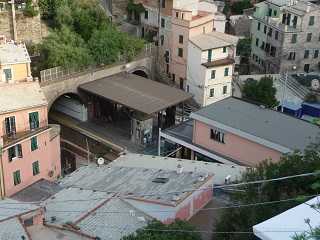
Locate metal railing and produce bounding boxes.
[40,43,154,84]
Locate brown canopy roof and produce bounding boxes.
[79,73,192,115]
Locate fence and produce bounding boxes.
[40,43,154,84]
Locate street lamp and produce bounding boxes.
[281,65,296,112]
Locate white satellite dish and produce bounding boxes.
[311,79,320,90]
[97,157,105,166]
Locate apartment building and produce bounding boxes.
[159,97,320,166]
[250,0,320,73]
[187,31,238,106]
[134,0,226,89]
[0,42,61,197]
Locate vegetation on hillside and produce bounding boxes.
[121,220,202,240]
[214,143,320,240]
[242,76,279,108]
[37,0,144,70]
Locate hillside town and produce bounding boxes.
[0,0,320,239]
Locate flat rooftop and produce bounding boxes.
[111,153,247,185]
[79,73,192,115]
[59,165,212,206]
[190,97,320,152]
[0,82,48,114]
[0,42,31,65]
[189,31,239,50]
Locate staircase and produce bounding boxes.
[278,73,310,100]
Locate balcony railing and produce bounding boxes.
[254,15,302,32]
[2,121,49,148]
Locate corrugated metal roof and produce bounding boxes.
[189,31,239,50]
[190,97,320,152]
[0,82,48,114]
[79,73,192,115]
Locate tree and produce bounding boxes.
[214,143,320,240]
[121,220,202,240]
[230,0,253,14]
[242,76,279,108]
[237,38,251,61]
[39,26,93,69]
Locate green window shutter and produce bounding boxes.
[17,144,23,158]
[31,137,38,151]
[13,171,21,185]
[32,161,40,175]
[29,112,39,129]
[208,49,212,62]
[8,147,15,161]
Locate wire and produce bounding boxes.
[0,194,318,215]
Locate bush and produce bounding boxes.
[23,0,39,17]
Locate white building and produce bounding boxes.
[187,31,239,106]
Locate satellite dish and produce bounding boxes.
[311,79,320,90]
[97,157,105,166]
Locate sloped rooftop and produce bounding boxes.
[0,217,30,240]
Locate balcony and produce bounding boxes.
[254,15,302,32]
[2,121,49,148]
[202,58,235,68]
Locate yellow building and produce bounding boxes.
[0,42,32,83]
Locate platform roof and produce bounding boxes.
[79,73,192,115]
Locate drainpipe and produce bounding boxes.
[9,0,17,41]
[0,148,5,199]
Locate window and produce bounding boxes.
[265,43,270,53]
[179,78,184,90]
[270,46,276,57]
[8,144,22,162]
[178,48,183,57]
[179,35,183,44]
[309,16,315,26]
[274,10,277,16]
[286,13,291,25]
[292,15,297,28]
[307,33,312,42]
[288,52,296,60]
[268,8,272,16]
[23,218,34,227]
[264,25,267,34]
[13,170,21,185]
[304,50,310,59]
[29,112,39,130]
[255,38,259,46]
[304,64,310,73]
[210,129,225,143]
[314,50,319,58]
[4,116,16,136]
[3,69,12,82]
[257,22,261,31]
[144,10,148,19]
[223,47,227,53]
[186,85,189,92]
[291,34,297,43]
[203,27,206,34]
[275,31,279,40]
[32,161,40,176]
[211,70,216,79]
[268,27,272,37]
[175,12,179,18]
[224,67,229,76]
[260,41,265,50]
[223,86,227,94]
[161,0,165,8]
[208,49,212,62]
[160,35,164,46]
[181,13,184,19]
[31,136,38,151]
[161,18,165,28]
[209,88,214,97]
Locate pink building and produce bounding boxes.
[159,97,320,166]
[0,42,61,197]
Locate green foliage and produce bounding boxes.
[304,93,318,103]
[127,0,145,14]
[23,0,39,17]
[214,143,320,240]
[242,76,279,108]
[39,26,93,69]
[37,0,144,70]
[230,0,253,14]
[121,220,202,240]
[237,38,251,59]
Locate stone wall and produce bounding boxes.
[0,9,47,43]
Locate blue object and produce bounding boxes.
[302,102,320,118]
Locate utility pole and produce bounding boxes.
[9,0,17,41]
[281,70,288,112]
[156,0,161,78]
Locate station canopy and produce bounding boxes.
[79,73,192,115]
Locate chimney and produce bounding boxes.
[176,164,183,174]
